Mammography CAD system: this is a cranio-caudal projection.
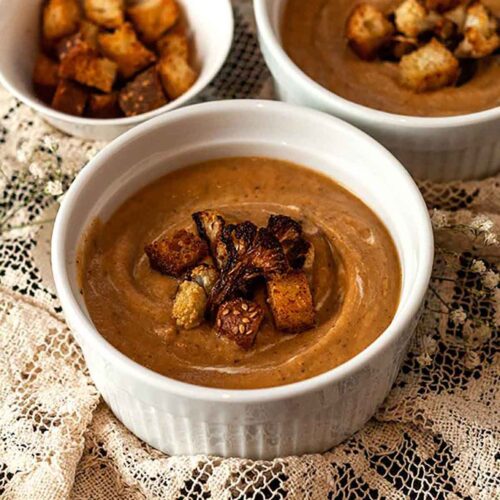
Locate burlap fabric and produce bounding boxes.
[0,1,498,498]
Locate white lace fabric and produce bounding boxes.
[0,2,498,497]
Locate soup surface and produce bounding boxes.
[79,157,401,389]
[282,0,500,117]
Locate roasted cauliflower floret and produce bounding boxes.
[127,0,180,43]
[267,271,315,333]
[98,23,157,78]
[145,229,208,277]
[215,298,264,349]
[346,3,395,60]
[267,214,312,269]
[172,281,207,330]
[84,0,124,29]
[187,264,218,295]
[395,0,436,38]
[455,2,499,58]
[400,38,459,91]
[192,211,229,270]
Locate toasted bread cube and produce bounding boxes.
[145,229,208,277]
[400,38,459,91]
[98,23,157,78]
[84,0,124,29]
[425,0,460,13]
[57,31,98,61]
[119,66,168,116]
[80,20,101,50]
[395,0,436,38]
[455,3,499,58]
[172,281,207,330]
[127,0,180,43]
[346,3,394,60]
[216,299,264,350]
[51,80,87,115]
[33,54,60,88]
[43,0,81,40]
[59,44,118,92]
[158,54,197,99]
[267,271,315,333]
[88,92,121,118]
[157,30,190,59]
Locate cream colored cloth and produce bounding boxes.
[0,2,499,496]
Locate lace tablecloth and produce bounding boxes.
[0,1,498,498]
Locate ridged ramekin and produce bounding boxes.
[0,0,233,141]
[52,100,433,459]
[254,0,500,182]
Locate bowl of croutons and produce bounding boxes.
[0,0,233,140]
[52,99,433,458]
[255,0,500,181]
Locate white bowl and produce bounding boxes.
[52,100,433,459]
[0,0,233,141]
[254,0,500,182]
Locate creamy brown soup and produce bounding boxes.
[282,0,500,117]
[79,157,401,389]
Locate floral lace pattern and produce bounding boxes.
[0,2,498,498]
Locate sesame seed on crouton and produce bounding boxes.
[98,23,157,78]
[145,229,208,278]
[215,298,264,350]
[43,0,81,41]
[345,3,395,60]
[127,0,180,43]
[400,38,459,91]
[84,0,125,29]
[172,281,207,330]
[267,271,315,333]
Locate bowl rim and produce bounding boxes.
[253,0,500,129]
[0,0,234,127]
[51,99,434,404]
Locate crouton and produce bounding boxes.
[51,79,88,116]
[267,271,315,333]
[444,4,467,29]
[43,0,81,41]
[215,298,264,349]
[33,54,60,88]
[187,264,218,295]
[381,35,419,60]
[127,0,180,43]
[192,211,228,270]
[455,2,499,58]
[145,229,208,277]
[59,43,118,92]
[172,281,207,329]
[425,0,461,13]
[267,214,311,269]
[79,20,101,50]
[157,30,190,60]
[57,31,98,61]
[88,92,121,118]
[345,3,394,60]
[158,53,197,99]
[118,66,168,116]
[395,0,436,38]
[84,0,124,29]
[400,38,459,91]
[98,23,157,78]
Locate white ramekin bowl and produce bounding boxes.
[254,0,500,182]
[0,0,233,141]
[52,100,433,459]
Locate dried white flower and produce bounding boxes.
[482,270,499,290]
[44,180,63,197]
[430,209,448,229]
[28,161,46,179]
[416,352,432,367]
[15,138,33,164]
[484,232,499,246]
[473,323,491,344]
[42,136,58,152]
[470,215,494,233]
[420,334,438,355]
[450,307,467,325]
[471,259,487,274]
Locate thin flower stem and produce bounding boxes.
[429,285,451,312]
[1,218,55,234]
